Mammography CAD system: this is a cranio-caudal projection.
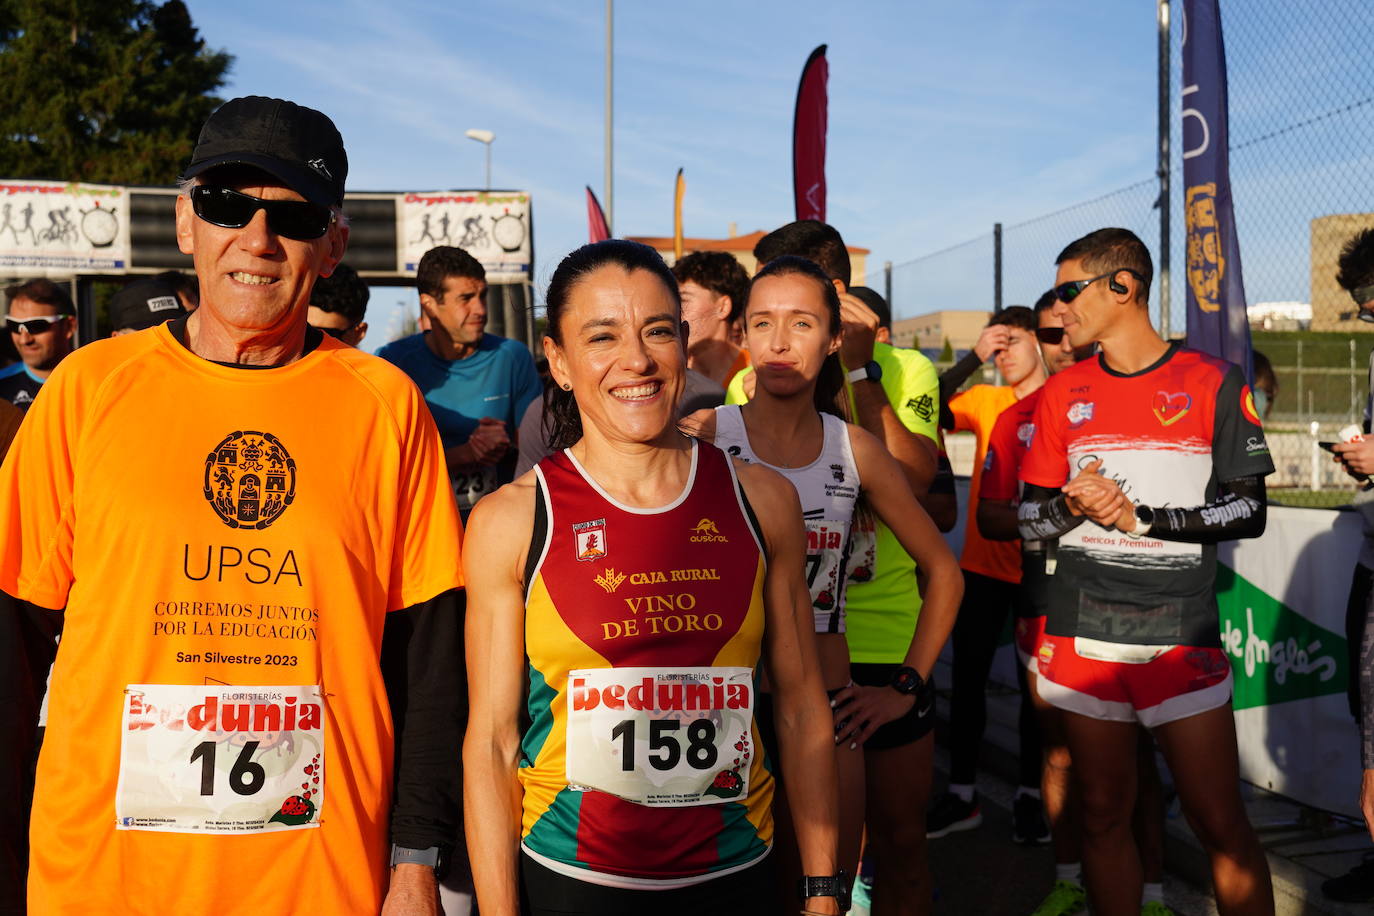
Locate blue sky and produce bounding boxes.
[181,0,1374,345]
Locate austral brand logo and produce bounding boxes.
[690,518,728,543]
[1152,390,1192,426]
[203,432,296,530]
[594,567,627,594]
[1066,400,1095,428]
[573,518,607,561]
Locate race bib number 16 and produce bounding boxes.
[566,667,755,808]
[116,685,325,834]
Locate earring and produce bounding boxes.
[562,383,571,390]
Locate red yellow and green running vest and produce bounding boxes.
[520,441,774,888]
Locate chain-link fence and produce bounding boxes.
[889,0,1374,507]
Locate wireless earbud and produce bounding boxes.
[1108,272,1129,295]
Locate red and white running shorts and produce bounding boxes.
[1015,615,1045,672]
[1035,634,1232,728]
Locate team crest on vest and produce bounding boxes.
[573,518,607,561]
[203,431,296,529]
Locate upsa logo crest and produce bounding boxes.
[203,431,296,529]
[1186,183,1224,314]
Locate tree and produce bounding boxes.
[0,0,231,185]
[938,336,954,363]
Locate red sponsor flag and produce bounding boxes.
[792,44,828,223]
[586,186,611,243]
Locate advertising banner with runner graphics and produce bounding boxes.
[398,191,531,282]
[0,181,130,274]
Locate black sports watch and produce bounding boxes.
[798,872,851,909]
[890,665,924,696]
[892,665,934,717]
[391,844,444,875]
[845,360,882,384]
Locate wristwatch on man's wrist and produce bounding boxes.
[798,872,851,909]
[1128,505,1154,538]
[391,844,444,875]
[846,360,882,384]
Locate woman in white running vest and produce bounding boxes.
[685,255,963,909]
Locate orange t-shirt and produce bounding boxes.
[949,384,1021,583]
[0,326,463,915]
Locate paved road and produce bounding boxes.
[913,742,1220,916]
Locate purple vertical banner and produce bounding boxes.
[1182,0,1252,382]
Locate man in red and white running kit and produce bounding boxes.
[981,292,1173,916]
[1017,228,1275,916]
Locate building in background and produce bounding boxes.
[891,309,990,355]
[627,224,869,282]
[1311,213,1374,332]
[1248,301,1311,331]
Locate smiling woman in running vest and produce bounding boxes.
[462,240,843,916]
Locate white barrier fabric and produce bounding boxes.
[1219,506,1359,815]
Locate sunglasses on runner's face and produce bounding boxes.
[5,315,66,335]
[1052,269,1138,304]
[190,186,334,240]
[311,324,351,340]
[1349,284,1374,320]
[1034,327,1066,344]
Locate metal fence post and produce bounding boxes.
[1158,0,1171,340]
[993,222,1002,313]
[884,260,892,311]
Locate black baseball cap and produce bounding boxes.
[183,96,348,208]
[110,277,186,332]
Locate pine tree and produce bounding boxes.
[0,0,231,184]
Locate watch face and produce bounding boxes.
[892,667,920,694]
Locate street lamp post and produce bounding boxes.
[465,129,495,190]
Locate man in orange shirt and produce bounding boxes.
[929,306,1049,843]
[0,97,464,915]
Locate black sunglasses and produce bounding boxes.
[191,185,334,241]
[310,324,351,340]
[1052,269,1142,304]
[1349,284,1374,321]
[5,314,67,335]
[1034,327,1066,344]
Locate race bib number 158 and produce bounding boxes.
[116,685,325,834]
[566,667,755,808]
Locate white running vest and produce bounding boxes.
[713,406,861,633]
